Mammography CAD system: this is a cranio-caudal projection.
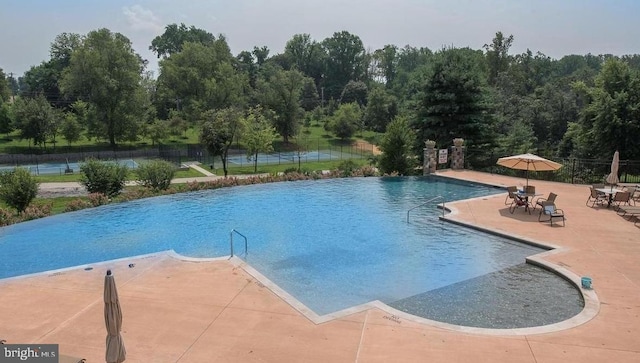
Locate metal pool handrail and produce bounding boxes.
[407,196,445,222]
[230,229,248,257]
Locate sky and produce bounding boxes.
[1,0,639,77]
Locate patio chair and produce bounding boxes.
[592,183,607,198]
[616,205,640,220]
[525,185,536,194]
[622,187,637,206]
[538,201,565,226]
[509,193,531,214]
[586,187,606,207]
[533,192,557,211]
[505,186,518,205]
[612,191,632,211]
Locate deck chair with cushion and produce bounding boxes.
[586,187,606,207]
[533,192,557,211]
[616,205,640,220]
[538,201,565,226]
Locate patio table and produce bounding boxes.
[596,187,624,208]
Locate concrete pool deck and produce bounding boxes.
[2,170,639,362]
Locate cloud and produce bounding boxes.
[122,5,163,33]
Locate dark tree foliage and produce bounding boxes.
[413,47,496,151]
[322,31,366,100]
[150,23,216,58]
[339,80,368,106]
[378,116,416,175]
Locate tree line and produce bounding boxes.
[1,25,640,175]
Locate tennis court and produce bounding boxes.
[226,150,361,166]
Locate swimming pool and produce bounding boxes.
[0,159,138,175]
[0,176,583,328]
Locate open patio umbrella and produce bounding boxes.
[496,153,562,186]
[605,151,620,190]
[105,270,126,363]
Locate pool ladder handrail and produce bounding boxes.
[230,229,247,257]
[407,196,445,222]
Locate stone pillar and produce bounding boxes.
[451,138,465,170]
[423,140,437,175]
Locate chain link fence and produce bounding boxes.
[0,139,376,175]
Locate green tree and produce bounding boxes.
[0,68,11,103]
[339,80,368,105]
[20,33,81,108]
[364,87,396,132]
[413,47,495,151]
[497,119,537,155]
[373,45,398,88]
[156,41,245,122]
[390,46,433,99]
[0,103,13,135]
[167,110,188,138]
[322,31,366,100]
[135,159,176,191]
[484,31,514,86]
[61,28,146,147]
[61,111,83,147]
[242,108,277,172]
[329,102,361,140]
[150,23,216,58]
[579,58,640,159]
[79,158,128,197]
[257,68,307,143]
[200,107,244,177]
[145,119,170,146]
[0,168,39,214]
[284,33,327,87]
[378,116,416,175]
[12,94,56,149]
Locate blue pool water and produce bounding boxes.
[0,177,565,319]
[0,159,138,175]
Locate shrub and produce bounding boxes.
[64,199,93,212]
[20,203,52,221]
[0,207,15,226]
[87,193,109,207]
[337,160,359,177]
[135,159,176,191]
[79,158,128,198]
[0,167,39,214]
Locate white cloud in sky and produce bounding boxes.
[122,5,163,33]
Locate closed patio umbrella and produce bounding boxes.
[105,270,126,363]
[496,153,562,186]
[605,151,620,190]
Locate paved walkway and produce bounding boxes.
[3,170,640,362]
